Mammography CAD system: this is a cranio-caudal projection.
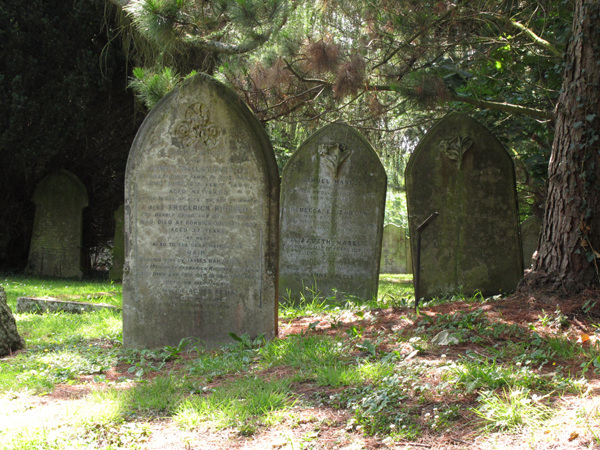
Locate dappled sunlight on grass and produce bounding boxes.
[1,274,600,448]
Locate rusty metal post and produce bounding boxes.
[414,212,439,311]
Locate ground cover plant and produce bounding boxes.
[1,274,599,449]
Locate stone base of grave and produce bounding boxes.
[16,297,120,314]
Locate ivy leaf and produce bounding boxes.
[586,114,597,122]
[228,332,243,342]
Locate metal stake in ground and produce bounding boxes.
[414,212,439,311]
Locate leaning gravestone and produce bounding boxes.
[279,124,386,303]
[0,286,25,357]
[406,114,523,300]
[109,204,125,281]
[124,73,279,349]
[380,224,412,274]
[26,170,88,278]
[520,216,542,268]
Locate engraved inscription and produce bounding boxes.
[175,103,221,148]
[134,163,262,302]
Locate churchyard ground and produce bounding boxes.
[1,274,599,449]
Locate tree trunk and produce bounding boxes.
[0,286,24,357]
[529,0,600,292]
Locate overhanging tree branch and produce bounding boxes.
[479,12,563,58]
[507,19,563,58]
[447,92,554,120]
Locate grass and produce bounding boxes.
[2,275,122,308]
[1,273,600,449]
[174,376,294,434]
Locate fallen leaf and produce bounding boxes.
[577,334,590,344]
[568,431,579,441]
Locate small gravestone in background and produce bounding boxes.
[109,204,125,281]
[124,73,279,349]
[26,170,88,278]
[520,216,542,268]
[406,114,523,300]
[380,224,412,274]
[279,123,386,304]
[0,286,25,357]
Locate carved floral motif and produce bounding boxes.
[175,103,220,148]
[318,143,350,177]
[440,135,474,169]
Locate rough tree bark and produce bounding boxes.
[0,286,24,357]
[529,0,600,292]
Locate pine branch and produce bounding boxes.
[507,19,563,58]
[447,92,553,120]
[362,83,553,120]
[479,12,563,58]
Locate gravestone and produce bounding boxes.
[380,224,412,274]
[279,123,386,303]
[26,170,88,278]
[109,204,125,281]
[123,73,279,349]
[406,114,523,300]
[0,286,24,357]
[520,216,542,268]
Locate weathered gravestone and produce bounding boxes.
[26,170,88,278]
[279,124,386,303]
[520,216,542,268]
[124,73,279,349]
[109,204,125,281]
[380,224,412,274]
[0,286,25,357]
[405,114,523,300]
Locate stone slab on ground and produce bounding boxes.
[16,297,120,314]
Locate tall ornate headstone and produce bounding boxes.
[380,224,412,274]
[26,170,88,278]
[124,74,279,349]
[109,204,125,282]
[279,124,386,303]
[520,216,542,268]
[406,114,523,300]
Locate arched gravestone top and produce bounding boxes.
[406,114,523,300]
[279,123,386,303]
[32,170,89,207]
[26,170,88,278]
[520,215,542,268]
[123,73,279,349]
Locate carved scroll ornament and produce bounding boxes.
[175,103,221,149]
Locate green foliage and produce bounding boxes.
[384,191,408,228]
[128,66,193,109]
